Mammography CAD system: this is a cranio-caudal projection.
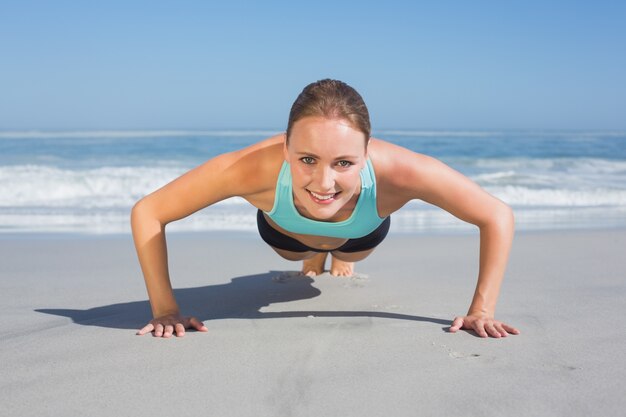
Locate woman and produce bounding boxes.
[132,79,520,339]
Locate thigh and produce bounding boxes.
[269,245,319,261]
[330,247,375,262]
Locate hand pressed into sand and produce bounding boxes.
[136,313,208,338]
[449,314,520,338]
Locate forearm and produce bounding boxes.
[131,202,180,318]
[468,206,515,317]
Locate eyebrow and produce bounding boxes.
[295,151,359,160]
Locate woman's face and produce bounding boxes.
[284,116,368,221]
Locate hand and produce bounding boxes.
[449,314,520,338]
[136,313,208,338]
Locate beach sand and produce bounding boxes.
[1,229,625,416]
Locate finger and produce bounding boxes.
[174,323,186,337]
[136,323,154,336]
[449,317,464,333]
[494,322,509,337]
[163,324,174,338]
[189,317,209,332]
[472,320,489,338]
[154,323,164,337]
[502,323,520,335]
[485,322,501,338]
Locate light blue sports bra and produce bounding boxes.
[264,158,386,239]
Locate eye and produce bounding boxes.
[300,156,315,165]
[337,160,353,167]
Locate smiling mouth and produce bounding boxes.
[307,190,340,203]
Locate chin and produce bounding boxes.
[295,188,353,220]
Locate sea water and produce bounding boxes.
[1,129,625,234]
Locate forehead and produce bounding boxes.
[288,117,366,156]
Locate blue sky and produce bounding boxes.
[1,1,625,130]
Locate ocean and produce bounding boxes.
[1,129,625,235]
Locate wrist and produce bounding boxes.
[153,307,180,318]
[467,308,494,318]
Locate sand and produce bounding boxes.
[1,229,625,416]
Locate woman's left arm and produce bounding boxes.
[449,200,520,338]
[380,145,520,338]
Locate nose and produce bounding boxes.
[314,165,335,191]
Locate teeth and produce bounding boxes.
[310,191,335,200]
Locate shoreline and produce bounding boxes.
[2,222,626,241]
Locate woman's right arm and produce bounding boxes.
[131,137,281,337]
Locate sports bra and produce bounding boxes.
[264,158,386,239]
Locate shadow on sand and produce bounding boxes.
[36,271,451,330]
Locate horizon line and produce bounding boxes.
[1,128,626,139]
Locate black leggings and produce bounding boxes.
[256,209,391,253]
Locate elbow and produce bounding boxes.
[476,199,514,235]
[131,197,148,213]
[131,197,165,232]
[130,198,147,231]
[490,201,515,235]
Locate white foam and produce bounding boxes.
[1,159,626,234]
[466,158,626,190]
[0,165,251,208]
[0,206,259,234]
[390,204,626,234]
[470,158,626,174]
[489,186,626,207]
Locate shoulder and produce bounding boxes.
[133,134,286,224]
[367,137,424,168]
[234,134,284,157]
[207,133,285,196]
[367,137,506,226]
[168,133,286,202]
[367,137,443,196]
[367,137,481,218]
